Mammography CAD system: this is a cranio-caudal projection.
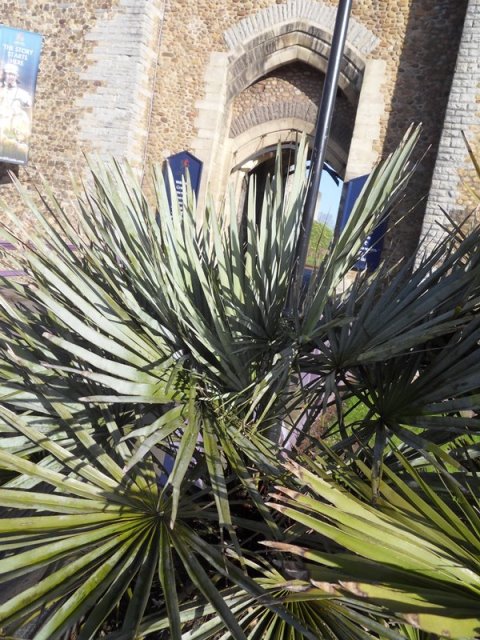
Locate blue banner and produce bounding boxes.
[340,174,387,271]
[164,151,203,210]
[0,26,43,165]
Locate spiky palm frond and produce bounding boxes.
[0,130,422,507]
[0,124,470,640]
[266,453,480,639]
[136,555,406,640]
[0,130,420,419]
[295,210,480,488]
[0,404,291,640]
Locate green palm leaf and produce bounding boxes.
[267,454,480,639]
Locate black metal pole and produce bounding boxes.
[292,0,353,296]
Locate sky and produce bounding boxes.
[316,167,343,230]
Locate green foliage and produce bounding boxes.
[267,451,480,639]
[306,220,333,267]
[0,127,478,639]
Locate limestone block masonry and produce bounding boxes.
[418,0,480,258]
[0,0,165,234]
[77,0,165,170]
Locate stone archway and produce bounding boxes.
[226,25,364,105]
[227,120,347,226]
[191,0,382,209]
[228,60,356,176]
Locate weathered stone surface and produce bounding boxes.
[0,0,475,267]
[0,0,162,235]
[418,0,480,259]
[229,61,355,173]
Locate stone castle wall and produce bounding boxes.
[419,0,480,257]
[0,0,163,235]
[230,63,325,138]
[0,0,474,266]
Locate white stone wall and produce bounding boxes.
[77,0,165,168]
[344,59,386,181]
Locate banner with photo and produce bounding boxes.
[0,26,43,165]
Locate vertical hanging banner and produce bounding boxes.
[339,174,387,271]
[0,26,43,165]
[164,151,203,210]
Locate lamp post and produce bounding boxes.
[291,0,353,298]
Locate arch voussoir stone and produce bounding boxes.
[230,102,316,138]
[226,20,369,103]
[224,0,379,60]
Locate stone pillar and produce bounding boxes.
[77,0,165,172]
[191,52,230,211]
[344,59,386,181]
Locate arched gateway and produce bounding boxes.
[0,0,474,266]
[190,1,383,215]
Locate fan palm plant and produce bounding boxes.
[265,449,480,639]
[0,126,478,638]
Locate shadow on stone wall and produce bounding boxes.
[381,0,468,265]
[0,162,19,186]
